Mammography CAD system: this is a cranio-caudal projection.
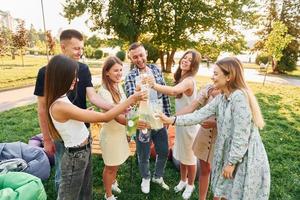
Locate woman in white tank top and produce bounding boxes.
[44,55,147,200]
[148,50,201,199]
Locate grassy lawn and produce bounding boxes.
[0,56,104,91]
[0,74,299,199]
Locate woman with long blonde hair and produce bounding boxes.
[158,57,270,200]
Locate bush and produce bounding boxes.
[103,52,109,58]
[255,54,269,65]
[143,43,159,63]
[84,45,95,58]
[116,50,126,61]
[277,42,298,72]
[94,49,103,59]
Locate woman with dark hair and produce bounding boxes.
[45,55,146,200]
[148,50,201,199]
[98,56,133,200]
[158,57,270,200]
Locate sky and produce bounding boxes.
[0,0,258,46]
[0,0,93,37]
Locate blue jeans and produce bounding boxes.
[57,144,92,200]
[136,128,169,179]
[54,140,64,191]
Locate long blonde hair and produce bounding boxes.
[216,57,265,129]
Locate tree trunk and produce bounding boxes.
[271,57,279,73]
[21,50,24,67]
[165,49,176,73]
[11,49,15,60]
[159,50,165,72]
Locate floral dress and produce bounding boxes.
[176,90,270,199]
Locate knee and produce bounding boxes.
[200,163,211,176]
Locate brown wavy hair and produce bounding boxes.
[45,55,78,140]
[216,57,265,129]
[174,50,201,98]
[102,56,123,104]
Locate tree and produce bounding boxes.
[12,20,28,65]
[85,35,102,49]
[253,0,279,51]
[264,21,293,72]
[28,24,39,48]
[278,0,300,72]
[0,27,11,63]
[64,0,258,72]
[63,0,150,44]
[46,30,56,55]
[148,0,256,71]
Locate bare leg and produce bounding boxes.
[103,165,119,197]
[180,162,188,182]
[187,164,197,186]
[199,160,211,200]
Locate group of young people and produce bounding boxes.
[34,29,270,200]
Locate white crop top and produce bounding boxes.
[50,96,89,148]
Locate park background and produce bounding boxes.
[0,0,299,199]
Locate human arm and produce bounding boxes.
[150,77,194,97]
[86,87,113,111]
[227,90,252,165]
[37,96,55,155]
[158,95,220,125]
[51,90,147,123]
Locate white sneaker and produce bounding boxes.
[104,194,117,200]
[174,180,187,193]
[182,184,195,200]
[112,181,121,193]
[152,177,170,190]
[141,178,150,194]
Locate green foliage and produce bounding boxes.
[265,21,293,62]
[85,35,102,49]
[94,49,103,59]
[143,43,159,63]
[63,0,258,72]
[264,21,293,72]
[84,45,95,58]
[278,44,298,72]
[255,54,270,65]
[116,50,126,61]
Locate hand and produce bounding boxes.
[135,84,141,92]
[146,76,155,88]
[132,90,148,102]
[157,113,174,124]
[222,164,235,179]
[201,119,216,129]
[137,120,151,129]
[44,139,56,155]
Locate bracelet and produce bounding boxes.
[172,116,177,125]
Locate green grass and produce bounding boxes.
[0,75,300,199]
[0,56,104,91]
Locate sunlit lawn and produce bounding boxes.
[0,55,104,91]
[0,74,299,199]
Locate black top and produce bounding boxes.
[34,62,93,128]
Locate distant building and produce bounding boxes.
[0,10,22,32]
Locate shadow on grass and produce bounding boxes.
[256,93,300,200]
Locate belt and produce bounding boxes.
[66,141,91,153]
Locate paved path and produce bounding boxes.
[0,67,299,113]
